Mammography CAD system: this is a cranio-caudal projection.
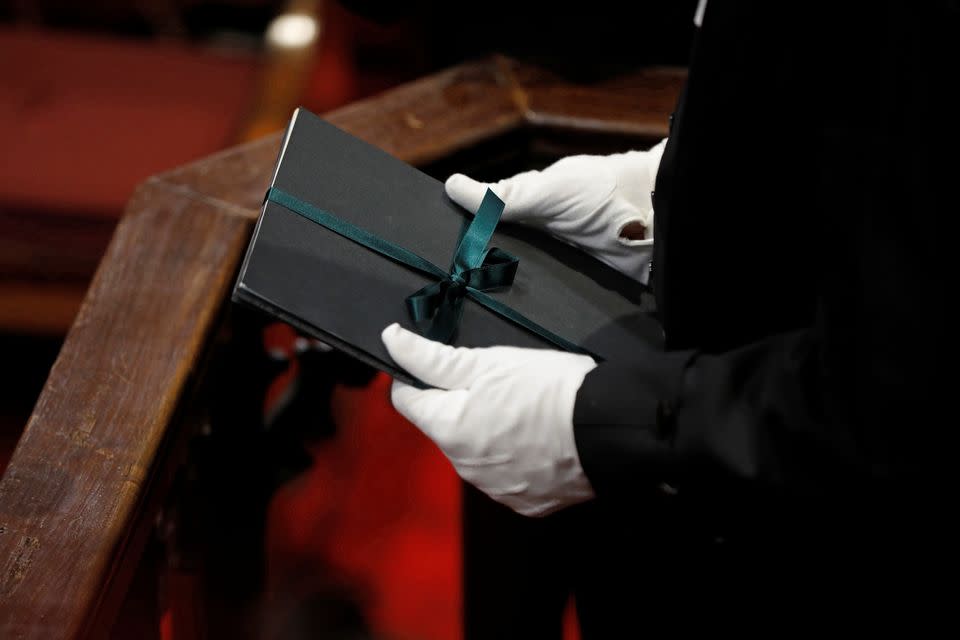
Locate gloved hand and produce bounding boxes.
[445,138,667,284]
[381,323,598,517]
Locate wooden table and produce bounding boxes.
[0,56,683,639]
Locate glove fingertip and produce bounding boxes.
[382,321,424,351]
[381,321,402,342]
[390,379,419,410]
[445,173,487,211]
[382,324,469,390]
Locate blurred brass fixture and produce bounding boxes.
[239,0,324,142]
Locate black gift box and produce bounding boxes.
[233,108,662,384]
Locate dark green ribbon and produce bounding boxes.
[266,186,592,356]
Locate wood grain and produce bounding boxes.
[0,183,253,639]
[520,63,684,137]
[0,56,686,638]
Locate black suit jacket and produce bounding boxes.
[573,0,954,551]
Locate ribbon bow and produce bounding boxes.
[265,186,590,355]
[406,190,518,342]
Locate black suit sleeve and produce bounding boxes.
[573,307,947,519]
[574,327,853,497]
[572,2,953,518]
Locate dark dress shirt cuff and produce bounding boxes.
[572,350,696,499]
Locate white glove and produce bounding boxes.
[445,138,667,284]
[381,323,598,517]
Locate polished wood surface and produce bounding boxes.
[0,56,683,638]
[0,183,252,638]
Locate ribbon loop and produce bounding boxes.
[403,189,519,342]
[462,249,519,291]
